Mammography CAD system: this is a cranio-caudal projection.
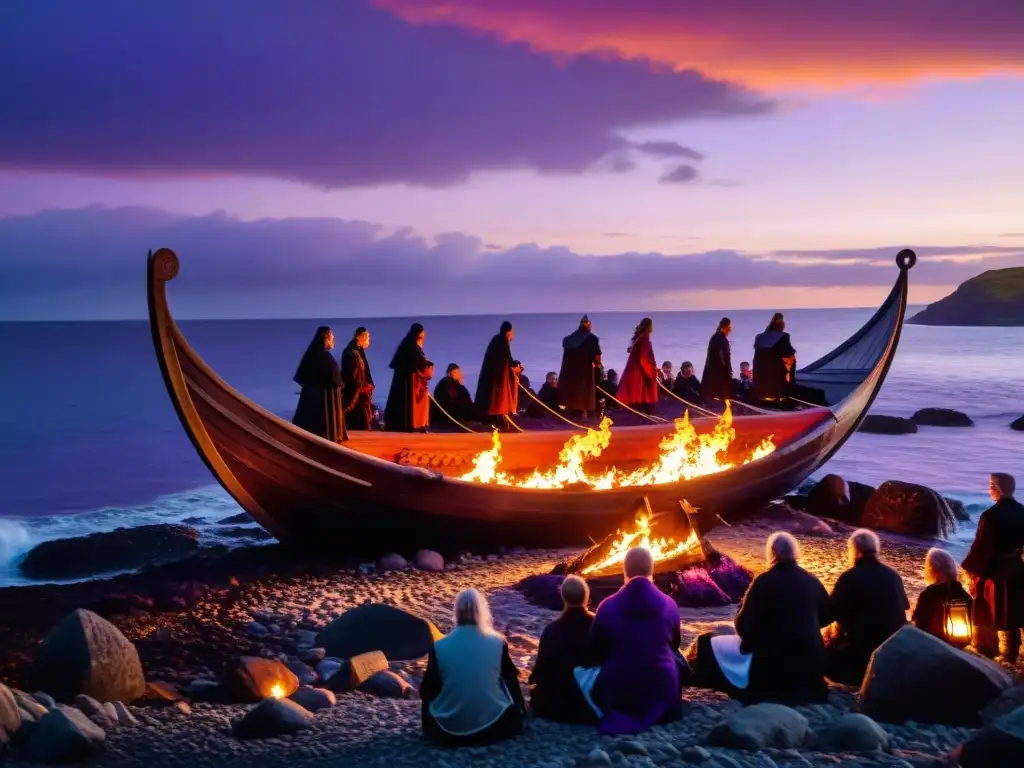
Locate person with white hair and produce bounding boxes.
[824,528,910,685]
[574,546,687,735]
[911,547,974,644]
[528,575,597,723]
[731,531,832,704]
[420,589,525,747]
[962,473,1024,662]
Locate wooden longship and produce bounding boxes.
[148,248,917,550]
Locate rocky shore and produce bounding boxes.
[2,517,1019,768]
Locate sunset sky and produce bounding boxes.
[1,0,1022,319]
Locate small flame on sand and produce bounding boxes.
[269,684,285,699]
[459,402,775,489]
[581,511,702,575]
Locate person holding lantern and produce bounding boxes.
[961,473,1024,663]
[340,326,375,431]
[912,547,974,646]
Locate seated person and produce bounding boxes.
[600,369,619,409]
[575,547,686,735]
[912,547,974,645]
[528,371,559,418]
[734,361,753,399]
[733,531,831,705]
[529,575,597,723]
[657,361,674,397]
[421,589,526,747]
[431,364,475,425]
[824,529,910,686]
[672,361,702,402]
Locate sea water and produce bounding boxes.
[1,310,1021,585]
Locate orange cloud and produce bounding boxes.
[375,0,1024,88]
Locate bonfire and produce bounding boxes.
[459,402,775,490]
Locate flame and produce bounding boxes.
[268,684,285,699]
[581,512,702,575]
[459,402,775,489]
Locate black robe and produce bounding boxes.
[912,581,974,644]
[431,376,475,425]
[824,556,909,685]
[752,330,796,401]
[558,329,602,412]
[672,374,702,403]
[292,349,347,442]
[475,334,517,419]
[734,561,831,705]
[384,342,433,432]
[701,331,733,401]
[536,382,560,415]
[528,607,598,723]
[340,341,375,431]
[961,497,1024,630]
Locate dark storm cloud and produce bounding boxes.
[0,0,768,189]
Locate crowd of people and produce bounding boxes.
[290,312,810,440]
[418,472,1023,747]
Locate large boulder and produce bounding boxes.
[27,705,106,763]
[945,497,971,523]
[804,474,875,525]
[980,684,1024,726]
[19,524,200,580]
[755,503,833,535]
[1012,415,1024,431]
[858,415,918,435]
[910,408,974,427]
[954,704,1024,767]
[324,651,389,693]
[706,703,810,750]
[859,626,1012,726]
[32,609,146,704]
[222,657,299,703]
[316,603,443,661]
[231,698,314,740]
[861,480,958,538]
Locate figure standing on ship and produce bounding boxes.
[384,323,434,432]
[475,321,518,429]
[558,315,603,418]
[341,326,375,430]
[292,326,347,442]
[617,318,659,414]
[701,317,734,402]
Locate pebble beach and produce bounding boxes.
[1,518,996,768]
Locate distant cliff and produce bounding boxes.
[909,267,1024,326]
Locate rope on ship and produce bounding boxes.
[655,382,718,418]
[597,386,669,423]
[504,414,525,432]
[788,396,827,410]
[427,393,480,434]
[517,382,588,430]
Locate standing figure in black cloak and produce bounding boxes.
[558,315,602,418]
[961,473,1024,662]
[432,363,475,426]
[701,317,734,402]
[753,312,797,402]
[292,326,347,442]
[384,323,435,432]
[341,326,375,431]
[475,321,518,428]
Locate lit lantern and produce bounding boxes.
[945,601,972,646]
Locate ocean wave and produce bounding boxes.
[0,485,273,587]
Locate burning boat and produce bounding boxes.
[146,248,916,551]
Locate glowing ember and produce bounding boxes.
[581,511,702,575]
[269,684,285,699]
[459,402,775,489]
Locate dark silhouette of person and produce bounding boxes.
[558,315,603,417]
[701,317,734,402]
[340,327,375,430]
[753,313,796,401]
[292,326,347,442]
[384,323,434,432]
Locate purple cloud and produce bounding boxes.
[660,165,701,184]
[3,207,1023,320]
[0,0,769,189]
[632,141,705,161]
